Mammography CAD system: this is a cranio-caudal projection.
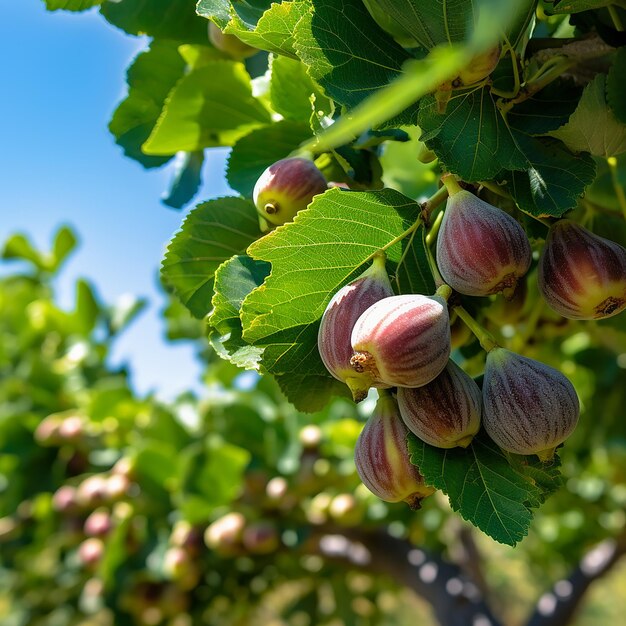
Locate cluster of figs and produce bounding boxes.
[253,158,626,509]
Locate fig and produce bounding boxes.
[350,293,451,388]
[482,348,579,461]
[354,393,435,509]
[204,512,245,556]
[84,509,112,537]
[77,474,109,508]
[397,360,482,448]
[538,219,626,320]
[208,22,257,59]
[52,485,80,514]
[318,254,395,401]
[436,176,531,297]
[253,157,327,227]
[78,537,104,568]
[457,46,501,86]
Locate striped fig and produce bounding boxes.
[253,157,327,227]
[354,393,435,509]
[538,219,626,320]
[350,293,451,388]
[436,176,531,297]
[482,348,579,461]
[397,360,482,448]
[318,254,395,401]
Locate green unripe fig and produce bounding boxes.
[354,393,435,509]
[437,176,531,297]
[457,46,501,86]
[482,348,579,461]
[538,219,626,320]
[208,22,257,59]
[253,157,328,227]
[350,294,451,388]
[397,360,482,448]
[318,254,395,401]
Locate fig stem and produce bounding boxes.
[453,306,498,353]
[421,184,450,221]
[608,5,625,31]
[441,174,462,196]
[425,208,443,246]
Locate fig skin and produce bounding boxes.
[253,157,327,227]
[538,219,626,320]
[457,46,501,86]
[397,360,482,449]
[317,254,395,402]
[354,393,435,509]
[208,23,257,59]
[350,294,451,388]
[436,176,531,298]
[482,348,579,461]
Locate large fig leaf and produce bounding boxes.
[44,0,102,10]
[161,197,262,318]
[408,432,562,546]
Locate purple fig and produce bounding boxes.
[397,360,482,448]
[78,537,104,568]
[538,219,626,320]
[84,509,113,537]
[354,393,435,509]
[482,348,579,461]
[350,294,451,388]
[318,255,395,401]
[436,176,531,297]
[253,157,327,227]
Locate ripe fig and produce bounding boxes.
[354,393,435,509]
[208,22,257,59]
[482,348,579,461]
[78,537,104,568]
[436,176,531,297]
[350,293,451,388]
[84,509,112,537]
[318,254,395,401]
[538,219,626,320]
[253,157,327,227]
[397,360,482,448]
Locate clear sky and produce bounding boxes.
[0,0,233,399]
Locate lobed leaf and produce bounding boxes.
[162,197,262,318]
[408,432,562,546]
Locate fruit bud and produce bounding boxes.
[52,485,80,514]
[318,254,395,401]
[208,22,257,59]
[84,509,113,537]
[482,348,579,461]
[354,393,435,509]
[241,521,280,554]
[436,176,531,297]
[253,157,327,227]
[397,360,482,448]
[78,537,104,568]
[538,219,626,320]
[204,512,245,556]
[350,294,451,388]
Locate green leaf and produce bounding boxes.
[161,197,262,318]
[161,151,205,209]
[241,188,431,386]
[109,41,186,168]
[100,0,208,43]
[549,0,618,13]
[294,0,415,112]
[418,88,527,181]
[176,437,250,521]
[74,279,100,335]
[197,0,272,29]
[270,55,322,123]
[51,226,78,271]
[44,0,102,11]
[143,61,272,155]
[408,432,562,546]
[505,134,597,218]
[226,120,313,197]
[2,234,45,269]
[224,2,310,59]
[275,374,350,413]
[549,74,626,157]
[196,0,232,29]
[507,82,581,135]
[208,255,270,370]
[607,47,626,125]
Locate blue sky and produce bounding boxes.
[0,0,232,399]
